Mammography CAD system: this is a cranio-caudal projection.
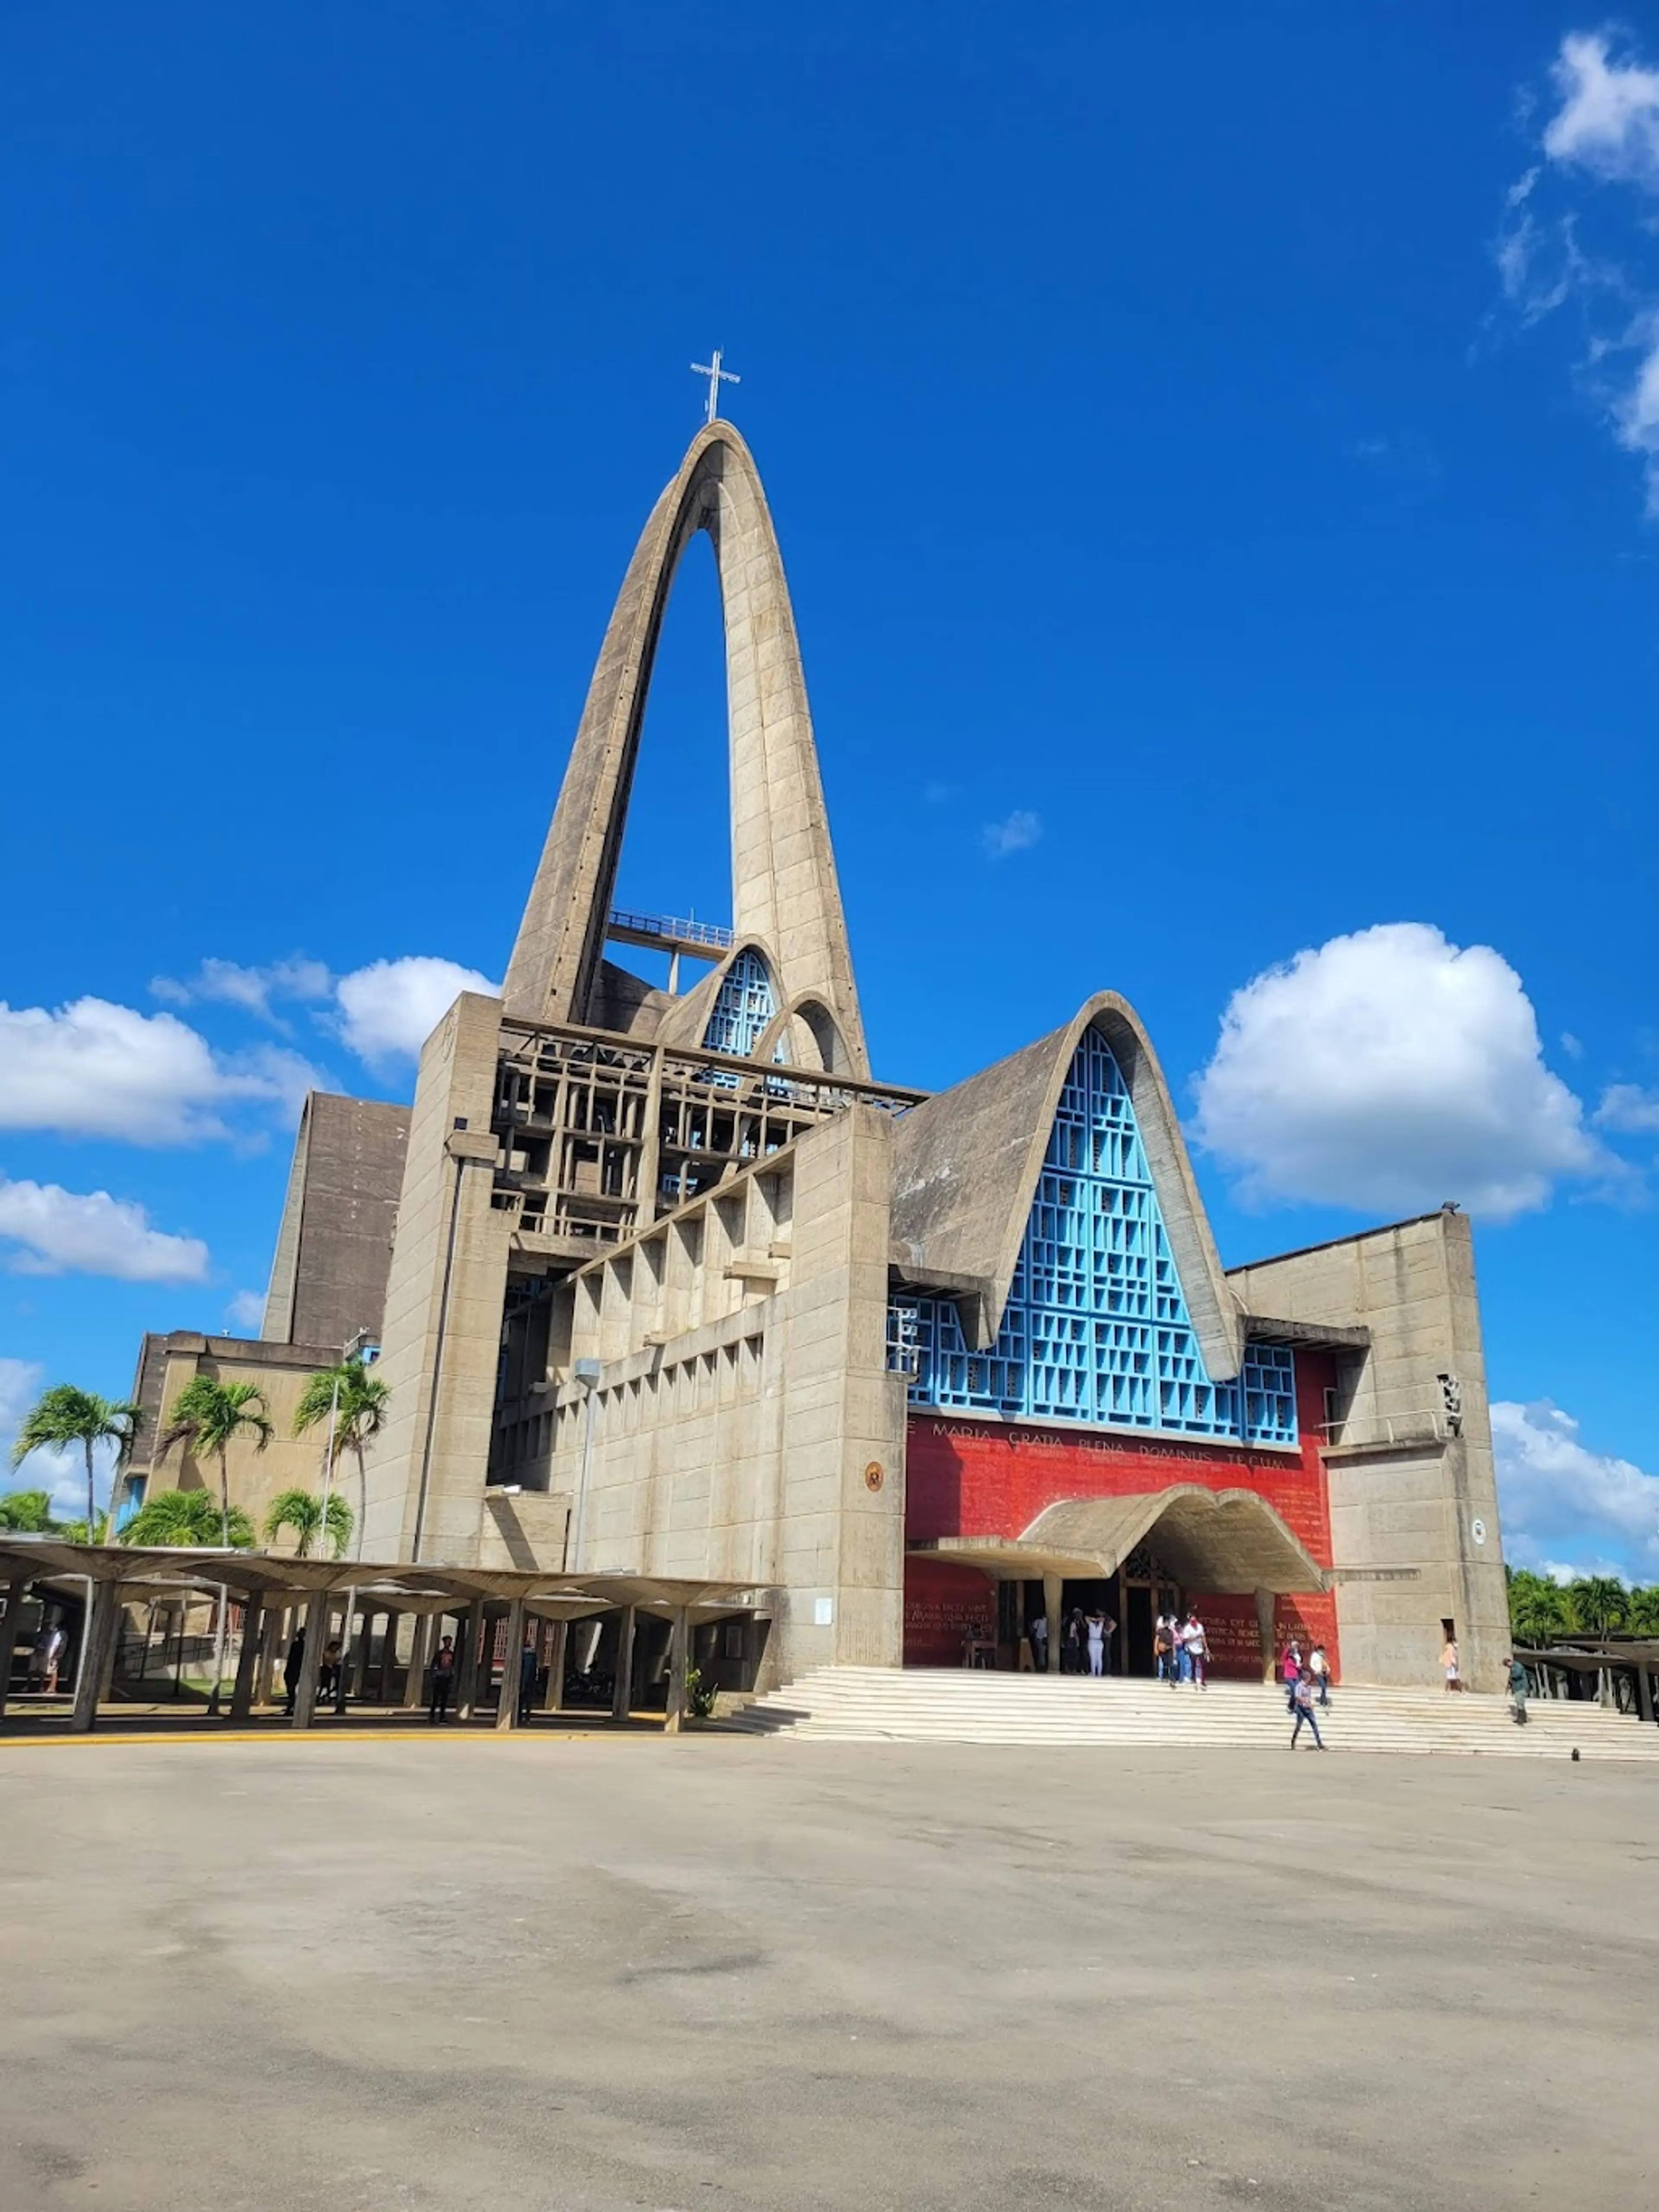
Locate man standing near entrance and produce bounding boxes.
[517,1633,539,1724]
[1029,1612,1049,1674]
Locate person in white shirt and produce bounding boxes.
[1180,1613,1208,1690]
[1307,1643,1331,1707]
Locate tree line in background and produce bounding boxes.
[1506,1565,1659,1643]
[3,1360,389,1560]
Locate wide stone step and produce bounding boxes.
[726,1668,1659,1758]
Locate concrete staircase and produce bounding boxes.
[726,1667,1659,1760]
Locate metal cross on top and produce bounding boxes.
[690,348,741,424]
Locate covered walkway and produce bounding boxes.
[0,1537,765,1738]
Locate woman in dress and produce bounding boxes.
[1441,1635,1460,1692]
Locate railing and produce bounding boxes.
[607,908,735,951]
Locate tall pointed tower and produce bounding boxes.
[360,425,915,1566]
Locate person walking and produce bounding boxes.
[1506,1653,1529,1726]
[1280,1639,1303,1713]
[517,1633,539,1724]
[1029,1612,1049,1674]
[429,1633,457,1723]
[1441,1635,1461,1693]
[1289,1672,1325,1749]
[282,1629,305,1717]
[1154,1614,1176,1687]
[1182,1612,1208,1690]
[1308,1643,1331,1707]
[32,1618,66,1695]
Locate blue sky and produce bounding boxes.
[3,7,1658,1575]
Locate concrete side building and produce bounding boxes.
[134,416,1512,1690]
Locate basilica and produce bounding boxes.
[126,419,1510,1693]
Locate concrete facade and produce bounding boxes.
[1226,1209,1509,1692]
[133,416,1514,1692]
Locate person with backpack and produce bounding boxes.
[1506,1653,1529,1726]
[1290,1671,1325,1750]
[1153,1615,1176,1687]
[429,1633,457,1724]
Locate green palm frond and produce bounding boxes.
[262,1487,353,1560]
[123,1489,255,1548]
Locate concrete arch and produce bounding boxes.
[655,936,779,1057]
[502,422,868,1077]
[889,992,1245,1381]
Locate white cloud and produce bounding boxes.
[152,955,332,1023]
[334,956,499,1066]
[1192,922,1606,1219]
[1543,32,1659,187]
[1497,33,1659,509]
[1595,1081,1659,1132]
[981,809,1043,859]
[224,1289,267,1334]
[1492,1398,1659,1582]
[0,1178,209,1283]
[0,997,325,1145]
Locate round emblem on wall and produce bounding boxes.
[1471,1517,1487,1546]
[864,1461,884,1491]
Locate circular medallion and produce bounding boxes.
[864,1461,884,1492]
[1471,1517,1487,1546]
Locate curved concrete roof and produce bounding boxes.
[890,993,1244,1381]
[912,1486,1324,1595]
[503,422,868,1076]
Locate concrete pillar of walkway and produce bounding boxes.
[0,1572,31,1725]
[1041,1573,1063,1674]
[541,1620,568,1713]
[496,1596,527,1731]
[456,1600,485,1721]
[291,1588,334,1729]
[70,1580,122,1733]
[257,1606,286,1709]
[1638,1666,1654,1728]
[610,1607,637,1725]
[228,1597,266,1722]
[352,1608,377,1699]
[663,1607,691,1734]
[1254,1589,1277,1686]
[403,1610,435,1709]
[376,1613,401,1706]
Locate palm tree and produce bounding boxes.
[0,1487,57,1533]
[294,1361,390,1561]
[124,1488,255,1549]
[262,1487,352,1561]
[1625,1585,1659,1638]
[10,1384,142,1543]
[1507,1569,1570,1649]
[1567,1575,1629,1639]
[157,1377,273,1549]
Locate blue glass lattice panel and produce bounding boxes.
[701,948,776,1059]
[890,1030,1298,1446]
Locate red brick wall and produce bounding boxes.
[903,1556,999,1667]
[902,1350,1338,1674]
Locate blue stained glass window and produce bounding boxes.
[891,1028,1297,1446]
[701,948,776,1059]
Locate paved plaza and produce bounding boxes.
[1,1737,1653,2211]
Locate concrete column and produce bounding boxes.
[1637,1666,1653,1727]
[228,1597,265,1722]
[1254,1588,1277,1687]
[403,1610,435,1708]
[291,1588,334,1729]
[610,1607,637,1725]
[0,1572,31,1725]
[663,1606,691,1734]
[257,1606,285,1709]
[497,1596,528,1732]
[1041,1573,1063,1675]
[376,1613,400,1705]
[71,1580,121,1733]
[542,1620,568,1713]
[456,1600,485,1721]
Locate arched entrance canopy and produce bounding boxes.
[909,1485,1325,1595]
